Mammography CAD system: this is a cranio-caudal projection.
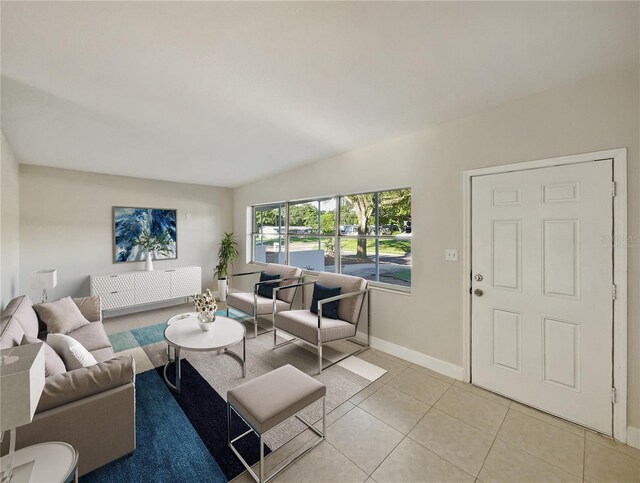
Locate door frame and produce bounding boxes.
[462,148,628,441]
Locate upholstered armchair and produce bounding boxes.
[226,263,303,338]
[272,272,370,374]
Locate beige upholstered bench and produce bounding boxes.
[227,364,326,483]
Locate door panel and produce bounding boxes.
[471,160,613,434]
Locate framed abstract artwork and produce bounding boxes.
[113,207,177,263]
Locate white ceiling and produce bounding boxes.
[1,2,638,187]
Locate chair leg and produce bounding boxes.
[318,344,323,375]
[252,305,258,339]
[259,434,265,483]
[226,307,229,317]
[273,327,277,347]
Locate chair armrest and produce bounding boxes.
[273,280,316,294]
[254,277,304,295]
[36,355,135,413]
[228,271,263,279]
[317,288,370,328]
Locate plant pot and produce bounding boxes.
[217,279,228,302]
[145,251,153,271]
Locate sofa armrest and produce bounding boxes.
[73,296,102,323]
[36,355,135,413]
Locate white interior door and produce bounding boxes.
[471,160,613,434]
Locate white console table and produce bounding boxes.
[90,266,202,311]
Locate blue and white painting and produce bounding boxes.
[113,207,177,262]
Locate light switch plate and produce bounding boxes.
[445,249,458,261]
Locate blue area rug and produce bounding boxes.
[81,360,269,482]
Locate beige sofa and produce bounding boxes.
[0,295,136,476]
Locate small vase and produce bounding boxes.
[197,312,216,331]
[145,251,153,271]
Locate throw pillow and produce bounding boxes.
[310,283,341,319]
[21,334,66,377]
[257,272,281,299]
[34,296,91,334]
[46,333,97,371]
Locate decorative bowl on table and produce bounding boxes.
[194,289,218,331]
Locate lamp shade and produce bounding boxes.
[0,342,45,431]
[30,269,57,290]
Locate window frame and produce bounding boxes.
[250,188,411,292]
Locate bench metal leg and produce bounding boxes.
[228,397,326,483]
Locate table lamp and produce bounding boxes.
[0,342,45,483]
[29,269,57,303]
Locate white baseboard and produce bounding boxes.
[627,426,640,449]
[357,332,463,381]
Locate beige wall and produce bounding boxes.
[19,165,233,302]
[1,132,20,308]
[233,67,640,427]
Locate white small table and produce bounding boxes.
[164,313,246,393]
[0,442,78,483]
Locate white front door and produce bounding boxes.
[471,160,613,434]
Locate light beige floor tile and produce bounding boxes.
[372,438,475,483]
[117,346,155,373]
[387,367,451,405]
[326,407,403,475]
[409,363,456,384]
[350,380,384,405]
[584,439,640,483]
[374,350,411,367]
[497,410,584,477]
[434,385,508,435]
[358,351,408,383]
[408,408,494,476]
[510,402,585,437]
[314,401,356,431]
[359,385,430,434]
[585,430,640,460]
[233,440,368,483]
[454,380,511,407]
[478,439,581,483]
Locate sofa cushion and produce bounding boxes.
[316,272,367,324]
[34,297,91,334]
[90,346,117,363]
[22,334,66,377]
[1,295,39,338]
[47,333,97,371]
[72,296,102,323]
[0,317,26,349]
[68,322,111,352]
[275,310,357,344]
[36,355,135,413]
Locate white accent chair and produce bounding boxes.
[272,272,371,374]
[226,264,303,338]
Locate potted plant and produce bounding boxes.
[214,232,239,301]
[133,228,172,271]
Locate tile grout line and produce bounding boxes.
[474,400,510,480]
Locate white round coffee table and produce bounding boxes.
[163,313,246,393]
[0,442,78,483]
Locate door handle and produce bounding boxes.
[474,289,484,297]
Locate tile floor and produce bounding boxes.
[103,304,640,483]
